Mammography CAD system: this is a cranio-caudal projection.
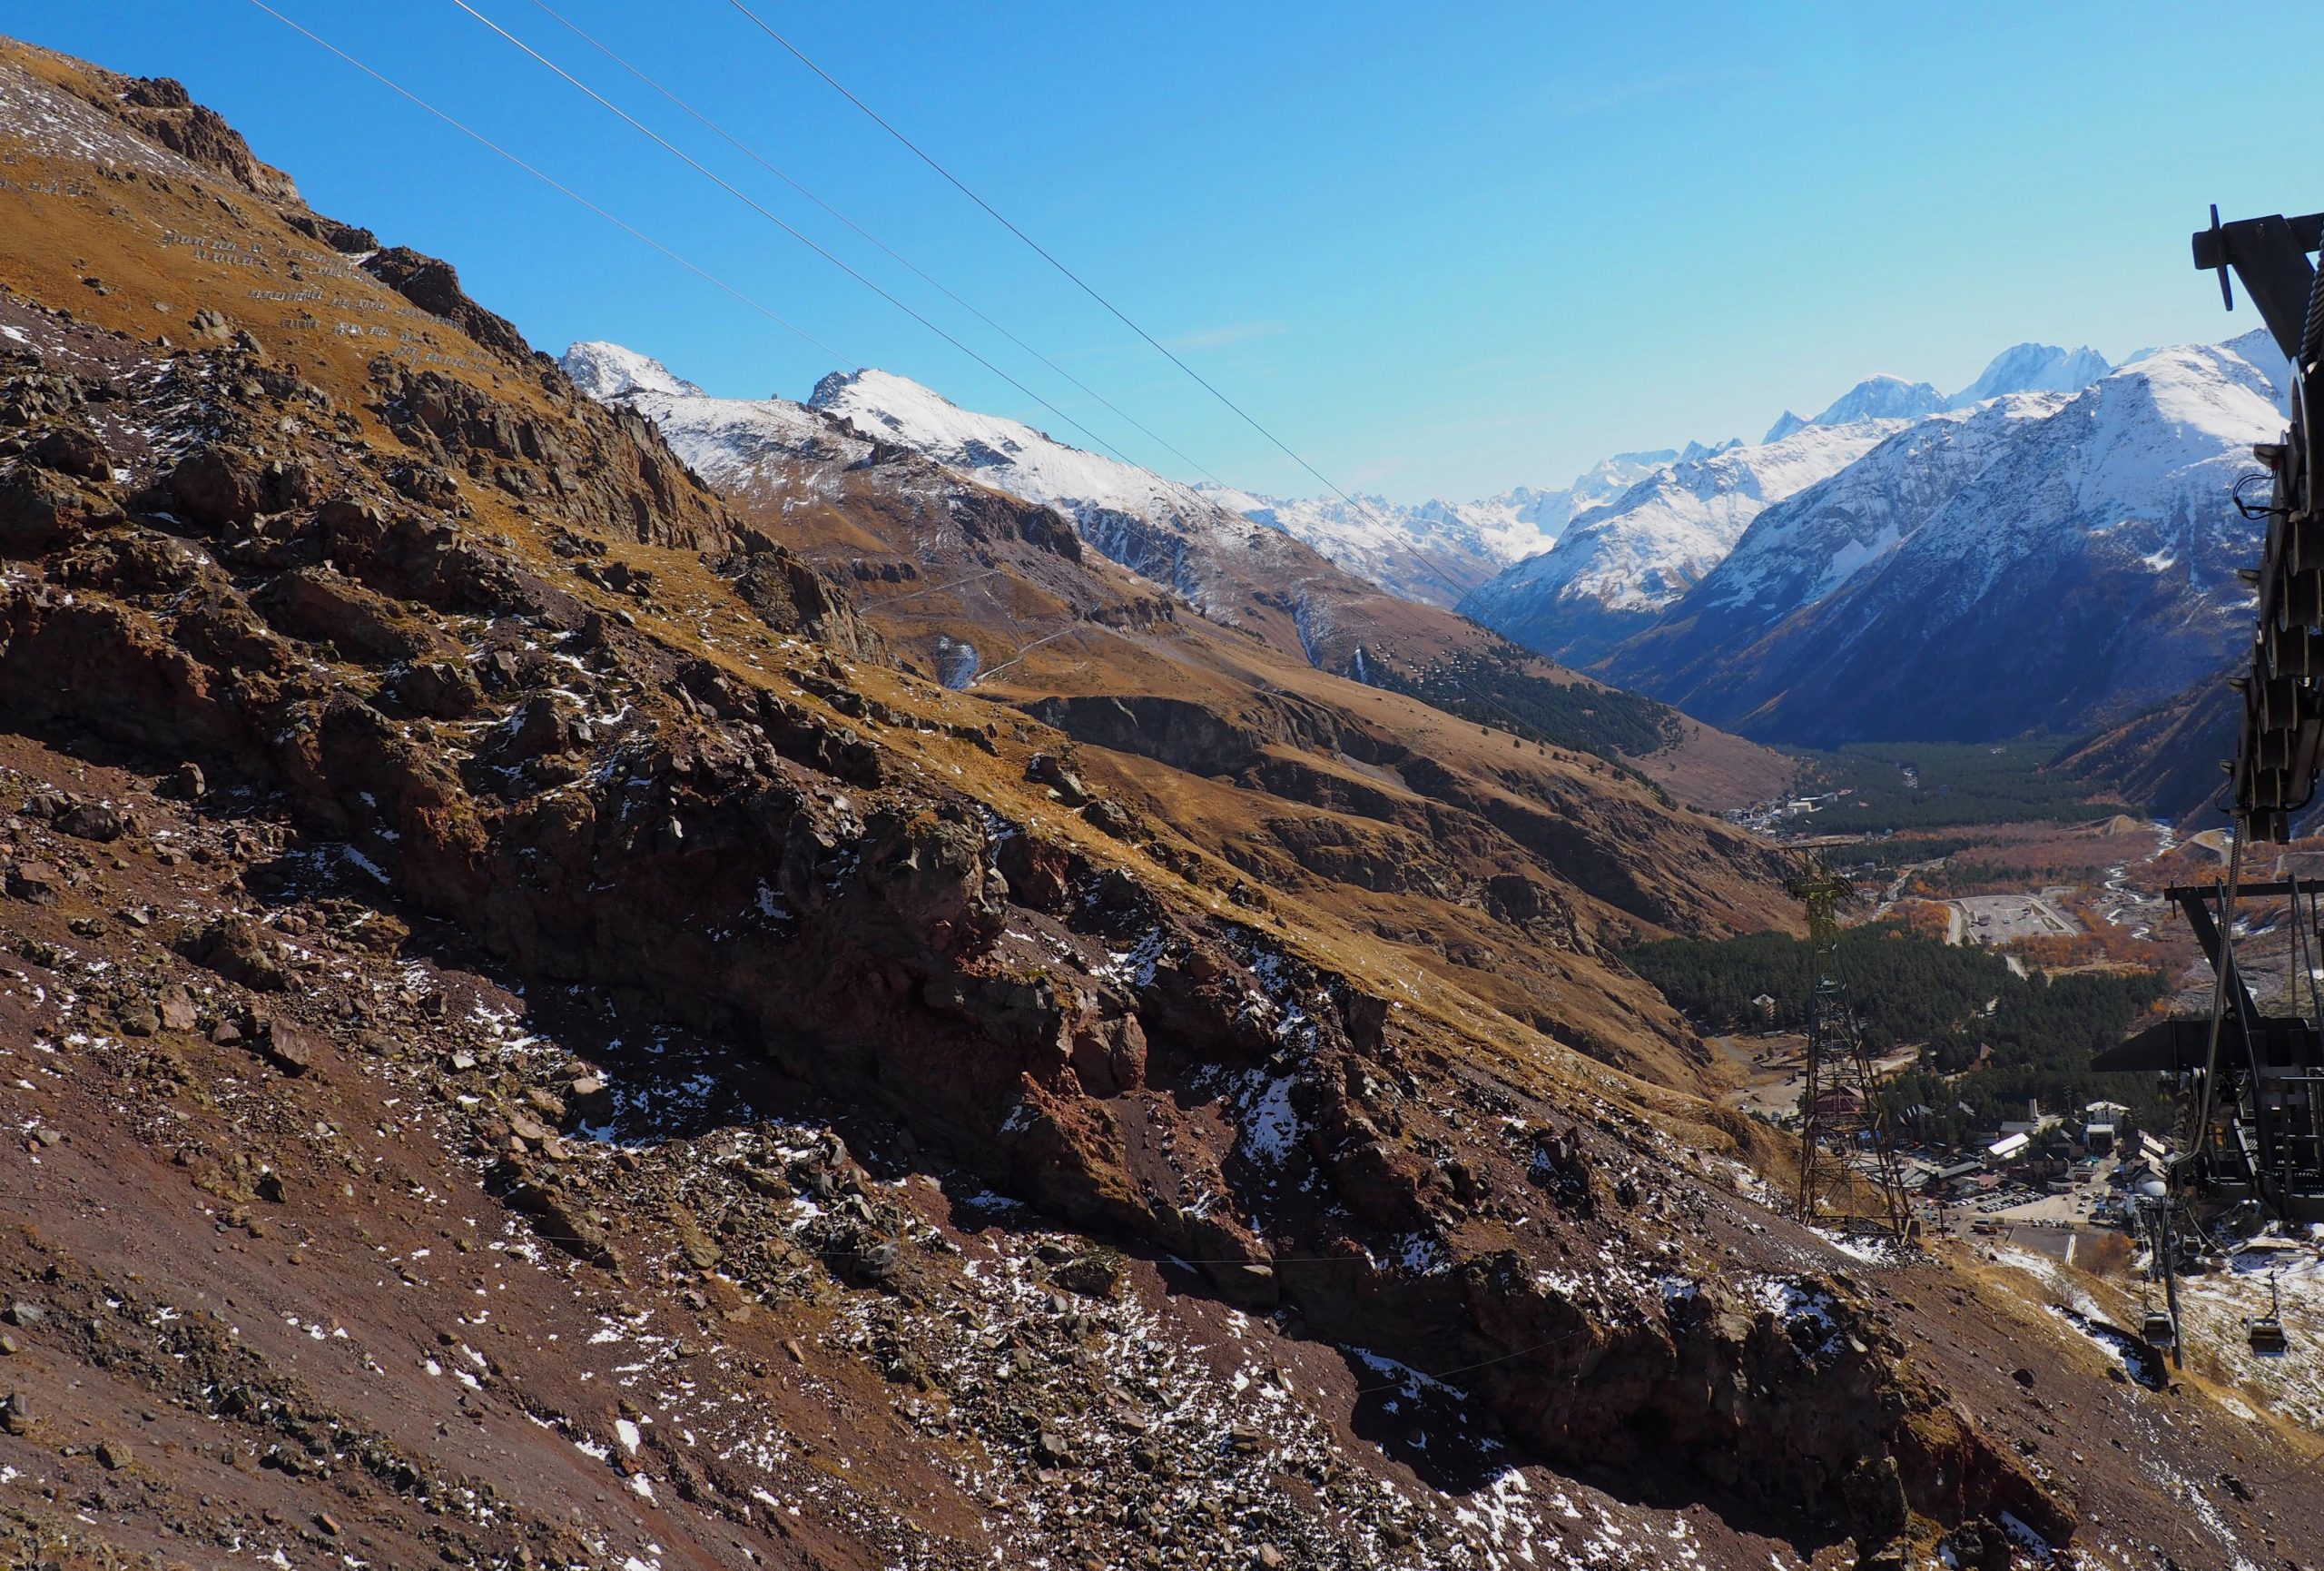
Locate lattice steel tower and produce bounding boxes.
[1791,861,1913,1240]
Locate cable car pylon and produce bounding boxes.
[1789,857,1914,1244]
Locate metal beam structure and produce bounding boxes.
[2192,209,2324,840]
[2104,879,2324,1221]
[1789,863,1912,1241]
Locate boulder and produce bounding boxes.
[163,446,263,530]
[30,424,111,482]
[389,659,483,719]
[1025,753,1091,806]
[251,1015,324,1075]
[0,463,113,554]
[4,861,61,902]
[56,801,128,842]
[254,566,454,664]
[157,990,199,1033]
[176,917,289,991]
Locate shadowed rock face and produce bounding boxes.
[0,35,2310,1571]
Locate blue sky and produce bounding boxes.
[12,2,2321,501]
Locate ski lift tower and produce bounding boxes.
[1791,860,1914,1241]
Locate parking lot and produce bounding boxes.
[1950,893,2081,946]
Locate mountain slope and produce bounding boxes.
[1619,342,2285,744]
[1603,391,2072,703]
[1457,420,1898,664]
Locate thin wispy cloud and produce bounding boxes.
[1166,320,1288,351]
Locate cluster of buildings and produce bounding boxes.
[1914,1099,2162,1209]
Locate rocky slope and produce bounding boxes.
[1597,341,2287,746]
[2055,667,2241,824]
[0,34,2317,1571]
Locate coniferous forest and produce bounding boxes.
[1625,923,2171,1138]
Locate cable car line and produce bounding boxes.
[243,0,845,364]
[523,0,1235,492]
[445,0,1148,474]
[721,0,1378,518]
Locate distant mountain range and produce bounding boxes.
[1457,419,1902,666]
[570,328,2287,799]
[1454,333,2285,752]
[1454,342,2121,667]
[1188,448,1687,607]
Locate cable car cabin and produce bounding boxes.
[2142,1309,2176,1343]
[2249,1316,2290,1354]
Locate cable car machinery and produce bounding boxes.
[2095,206,2324,1362]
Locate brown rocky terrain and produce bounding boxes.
[0,34,2317,1571]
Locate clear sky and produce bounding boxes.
[11,1,2321,503]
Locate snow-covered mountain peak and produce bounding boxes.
[1810,373,1945,428]
[2058,341,2285,516]
[562,340,704,401]
[2217,327,2294,410]
[1456,417,1904,662]
[559,341,873,491]
[1762,376,1940,443]
[1944,342,2111,410]
[804,367,1208,519]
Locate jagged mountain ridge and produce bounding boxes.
[568,342,1798,812]
[1455,420,1901,665]
[1206,346,2110,620]
[1459,342,2122,670]
[1596,336,2288,745]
